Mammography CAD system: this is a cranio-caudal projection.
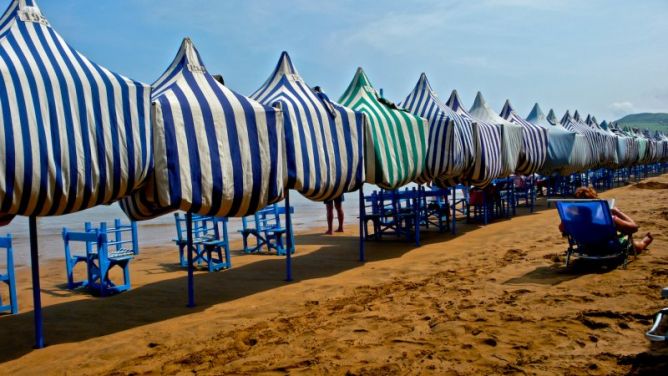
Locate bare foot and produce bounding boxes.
[634,232,653,253]
[325,230,333,235]
[335,227,344,233]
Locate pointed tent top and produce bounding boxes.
[573,110,582,122]
[527,103,545,122]
[1,0,49,38]
[445,89,465,111]
[468,91,512,126]
[152,37,208,93]
[353,67,373,87]
[272,51,299,77]
[547,109,562,126]
[561,110,572,124]
[499,99,515,119]
[599,120,609,131]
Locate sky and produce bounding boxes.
[32,0,668,121]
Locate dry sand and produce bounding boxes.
[1,176,668,375]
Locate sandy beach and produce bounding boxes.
[0,176,667,375]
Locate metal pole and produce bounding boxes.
[29,216,45,348]
[451,186,456,235]
[285,190,293,282]
[358,184,365,262]
[186,212,195,308]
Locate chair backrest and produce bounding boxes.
[555,200,617,245]
[0,234,12,267]
[97,219,139,254]
[174,213,220,241]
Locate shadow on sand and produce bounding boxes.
[0,201,550,363]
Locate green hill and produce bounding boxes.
[615,113,668,131]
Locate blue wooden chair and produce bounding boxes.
[174,214,231,272]
[420,187,450,233]
[0,235,18,314]
[239,204,294,256]
[62,222,95,290]
[63,220,138,296]
[555,200,634,267]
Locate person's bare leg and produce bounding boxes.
[335,201,344,232]
[633,232,653,252]
[325,202,334,235]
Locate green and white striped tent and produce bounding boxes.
[339,68,428,189]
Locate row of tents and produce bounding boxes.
[3,0,668,227]
[1,0,667,347]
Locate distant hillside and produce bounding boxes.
[615,113,668,131]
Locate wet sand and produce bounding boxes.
[1,176,667,375]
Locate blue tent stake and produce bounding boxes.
[186,212,195,308]
[29,216,45,349]
[285,190,293,282]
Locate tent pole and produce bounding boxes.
[451,185,456,235]
[29,216,45,349]
[285,190,293,282]
[186,212,195,308]
[358,184,365,262]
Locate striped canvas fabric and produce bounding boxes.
[339,68,427,190]
[0,0,151,224]
[400,73,473,185]
[604,121,639,167]
[251,52,364,201]
[525,103,576,175]
[584,114,619,167]
[546,109,591,174]
[467,92,523,178]
[444,90,503,187]
[560,111,604,170]
[119,38,284,220]
[569,110,617,168]
[500,100,548,175]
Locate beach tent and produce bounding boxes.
[0,0,151,347]
[467,92,523,178]
[641,129,660,163]
[400,73,474,185]
[524,103,575,175]
[120,38,284,220]
[339,68,427,189]
[250,52,364,201]
[572,110,617,167]
[546,109,591,174]
[561,111,604,169]
[499,100,548,175]
[654,131,668,162]
[444,90,503,186]
[119,38,285,299]
[601,120,638,167]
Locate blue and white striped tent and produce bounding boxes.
[251,52,364,201]
[561,111,603,169]
[120,38,284,220]
[400,73,474,185]
[444,90,503,186]
[546,109,591,174]
[600,120,638,167]
[467,92,523,178]
[525,103,576,175]
[571,110,617,168]
[0,0,151,224]
[500,100,548,175]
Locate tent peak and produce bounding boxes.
[272,51,299,77]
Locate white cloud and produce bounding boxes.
[609,101,635,116]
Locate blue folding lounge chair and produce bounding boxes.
[555,200,634,267]
[0,235,18,314]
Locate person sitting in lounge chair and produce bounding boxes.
[559,186,653,252]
